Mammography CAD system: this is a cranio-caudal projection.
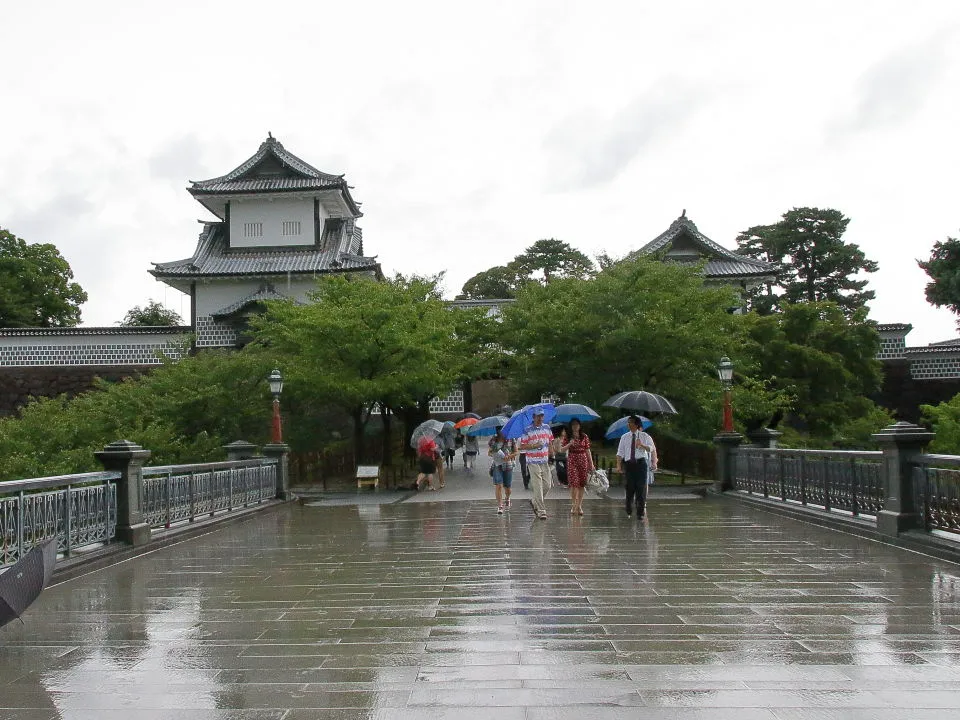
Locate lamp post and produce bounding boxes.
[717,356,734,433]
[267,369,284,444]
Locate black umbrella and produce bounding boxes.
[602,390,679,415]
[0,538,58,629]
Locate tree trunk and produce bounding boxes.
[352,407,365,463]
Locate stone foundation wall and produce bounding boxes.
[0,366,148,417]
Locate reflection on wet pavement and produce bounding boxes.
[2,496,959,718]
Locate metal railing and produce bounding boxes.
[912,454,960,536]
[0,472,118,566]
[733,447,885,517]
[142,459,277,529]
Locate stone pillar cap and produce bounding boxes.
[871,421,935,444]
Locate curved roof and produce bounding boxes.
[188,134,362,217]
[631,212,778,281]
[150,223,380,280]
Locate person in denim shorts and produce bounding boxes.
[488,428,517,515]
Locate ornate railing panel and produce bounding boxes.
[142,459,276,529]
[913,454,960,536]
[0,472,118,568]
[733,448,884,517]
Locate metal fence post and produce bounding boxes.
[871,421,935,537]
[95,440,152,546]
[263,443,292,500]
[713,431,744,492]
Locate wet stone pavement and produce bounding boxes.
[2,467,960,719]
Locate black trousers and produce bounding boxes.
[624,460,648,515]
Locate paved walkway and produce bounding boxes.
[2,461,959,718]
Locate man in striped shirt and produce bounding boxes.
[519,410,554,519]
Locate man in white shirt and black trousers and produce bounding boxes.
[616,415,655,519]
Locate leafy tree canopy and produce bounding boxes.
[918,236,960,317]
[499,256,745,438]
[0,228,88,327]
[458,238,594,299]
[739,302,883,438]
[120,300,183,326]
[736,207,878,317]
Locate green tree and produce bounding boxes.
[918,236,960,317]
[249,274,475,463]
[458,238,594,299]
[921,393,960,454]
[736,208,878,316]
[120,300,183,326]
[740,302,883,438]
[0,228,87,327]
[500,256,745,438]
[458,265,523,300]
[0,347,273,481]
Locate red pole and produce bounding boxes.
[271,398,283,444]
[722,388,734,433]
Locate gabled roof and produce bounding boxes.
[211,284,298,318]
[188,134,362,217]
[150,223,380,282]
[631,212,778,280]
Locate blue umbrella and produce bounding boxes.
[501,403,556,440]
[553,403,600,423]
[464,415,510,437]
[604,416,653,439]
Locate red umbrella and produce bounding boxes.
[453,417,479,429]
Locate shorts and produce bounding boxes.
[465,451,478,457]
[418,457,437,474]
[492,467,513,487]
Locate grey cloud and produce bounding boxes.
[148,134,207,182]
[7,192,95,245]
[543,80,705,192]
[832,29,954,136]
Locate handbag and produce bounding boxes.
[586,468,609,495]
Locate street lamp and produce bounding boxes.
[267,369,284,443]
[717,356,734,433]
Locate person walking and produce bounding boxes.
[562,419,593,516]
[615,415,656,519]
[488,428,516,514]
[415,436,438,491]
[518,409,554,520]
[463,432,480,472]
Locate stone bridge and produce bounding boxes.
[2,467,958,718]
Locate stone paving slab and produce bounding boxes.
[1,488,959,718]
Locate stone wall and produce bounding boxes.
[0,365,148,417]
[875,359,960,423]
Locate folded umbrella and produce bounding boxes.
[604,416,653,439]
[464,415,510,437]
[552,403,601,423]
[501,403,557,440]
[410,419,445,448]
[0,538,57,629]
[602,390,678,415]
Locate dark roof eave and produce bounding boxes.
[148,266,380,280]
[187,181,362,218]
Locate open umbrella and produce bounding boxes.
[605,416,653,439]
[0,538,57,629]
[453,417,478,430]
[462,412,482,420]
[552,403,601,423]
[602,390,678,415]
[501,403,556,440]
[464,415,510,437]
[410,419,445,448]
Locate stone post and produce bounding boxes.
[95,440,152,546]
[747,427,782,449]
[713,431,744,493]
[871,421,935,537]
[262,443,291,500]
[223,440,257,461]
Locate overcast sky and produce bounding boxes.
[2,1,959,345]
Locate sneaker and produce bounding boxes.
[505,499,511,509]
[497,505,504,515]
[538,512,548,520]
[626,510,632,517]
